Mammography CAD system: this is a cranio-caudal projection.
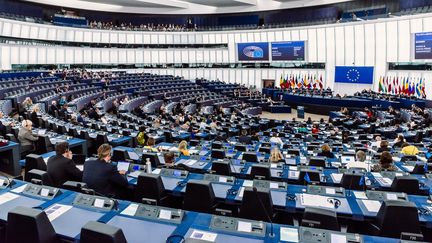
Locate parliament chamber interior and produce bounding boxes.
[0,0,432,242]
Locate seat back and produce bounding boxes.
[211,149,225,159]
[301,207,340,231]
[308,157,326,167]
[211,142,222,149]
[211,161,231,176]
[27,169,53,186]
[401,155,418,162]
[298,170,321,185]
[239,187,273,221]
[183,180,215,213]
[6,206,57,243]
[376,200,421,238]
[250,164,271,180]
[96,134,108,148]
[242,152,258,162]
[112,149,128,162]
[258,147,271,154]
[36,135,52,154]
[141,152,160,167]
[135,174,166,204]
[80,221,127,243]
[25,154,47,181]
[62,181,88,192]
[234,145,246,152]
[391,176,420,195]
[340,172,366,190]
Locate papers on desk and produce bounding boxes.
[353,191,367,199]
[76,165,84,171]
[299,194,336,209]
[190,230,217,242]
[392,157,401,162]
[121,203,138,216]
[128,171,143,178]
[178,159,197,166]
[243,180,253,187]
[361,200,382,213]
[159,209,172,220]
[402,165,414,172]
[280,227,299,242]
[45,204,72,222]
[0,192,19,205]
[238,187,245,198]
[237,221,252,233]
[330,173,343,183]
[330,233,347,243]
[11,185,27,193]
[152,168,161,174]
[127,151,139,161]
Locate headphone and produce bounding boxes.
[327,197,341,209]
[227,188,238,196]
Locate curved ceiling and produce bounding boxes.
[21,0,353,15]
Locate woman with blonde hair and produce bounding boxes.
[178,140,190,156]
[269,147,283,163]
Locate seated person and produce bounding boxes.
[82,144,128,197]
[163,152,175,168]
[372,151,397,172]
[30,105,40,128]
[297,124,308,133]
[317,144,335,159]
[370,136,382,148]
[311,124,319,134]
[144,137,159,152]
[392,135,405,149]
[18,120,38,155]
[251,132,260,142]
[346,150,368,171]
[178,140,190,156]
[269,133,283,145]
[238,129,252,144]
[376,140,390,153]
[400,142,419,156]
[269,147,284,163]
[136,126,145,146]
[47,142,83,187]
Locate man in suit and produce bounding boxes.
[0,112,8,137]
[238,130,252,144]
[47,142,83,187]
[83,144,129,198]
[18,120,38,155]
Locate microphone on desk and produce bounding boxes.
[252,187,274,238]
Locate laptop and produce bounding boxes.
[127,151,140,161]
[38,129,47,136]
[117,161,130,172]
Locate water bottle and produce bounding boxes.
[146,158,152,173]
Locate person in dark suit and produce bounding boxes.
[47,142,83,187]
[377,140,390,153]
[238,130,252,144]
[0,112,8,137]
[49,101,59,116]
[29,106,40,128]
[82,144,128,198]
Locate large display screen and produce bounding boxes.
[335,66,374,84]
[415,32,432,59]
[237,42,269,61]
[271,41,305,61]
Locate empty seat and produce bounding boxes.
[211,160,232,176]
[211,149,225,159]
[242,152,258,162]
[135,173,169,205]
[391,175,421,195]
[80,221,127,243]
[183,180,217,214]
[27,169,53,186]
[340,172,366,190]
[239,187,274,222]
[301,207,340,231]
[6,206,57,243]
[25,154,47,181]
[250,164,271,180]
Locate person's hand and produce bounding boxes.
[119,170,127,175]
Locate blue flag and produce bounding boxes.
[359,175,365,186]
[335,66,374,84]
[424,163,428,172]
[304,172,311,183]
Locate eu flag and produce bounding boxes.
[358,175,365,186]
[335,66,374,84]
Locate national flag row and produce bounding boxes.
[378,76,426,98]
[279,73,324,90]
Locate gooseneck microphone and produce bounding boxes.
[252,186,274,238]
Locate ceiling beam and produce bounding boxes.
[135,0,189,8]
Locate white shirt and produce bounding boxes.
[269,137,283,145]
[346,161,369,171]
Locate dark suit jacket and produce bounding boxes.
[82,159,128,197]
[0,121,6,137]
[47,155,83,187]
[30,112,39,127]
[317,151,335,159]
[238,135,252,145]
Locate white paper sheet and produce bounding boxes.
[353,191,367,199]
[190,230,217,242]
[330,233,347,243]
[0,192,19,205]
[45,204,73,222]
[121,203,138,216]
[237,221,252,233]
[11,185,27,193]
[361,200,382,213]
[280,227,299,242]
[159,209,172,220]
